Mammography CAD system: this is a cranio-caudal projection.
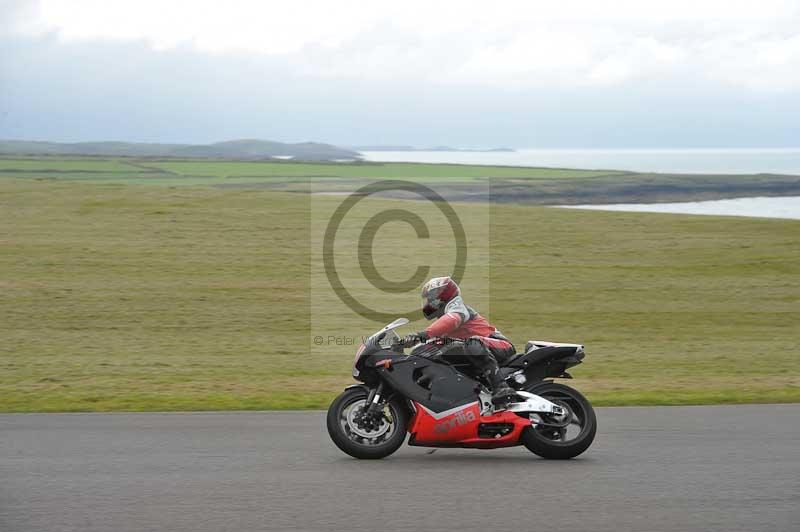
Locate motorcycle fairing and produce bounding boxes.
[364,351,479,414]
[408,402,531,448]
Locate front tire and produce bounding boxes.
[326,387,409,459]
[520,382,597,459]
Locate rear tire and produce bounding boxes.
[520,382,596,459]
[326,387,409,459]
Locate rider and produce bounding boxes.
[404,276,517,406]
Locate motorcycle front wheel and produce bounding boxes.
[326,387,410,459]
[520,382,597,459]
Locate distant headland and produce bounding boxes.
[353,145,515,153]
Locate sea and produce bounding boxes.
[361,148,800,175]
[559,196,800,220]
[361,149,800,220]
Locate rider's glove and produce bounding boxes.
[403,331,428,346]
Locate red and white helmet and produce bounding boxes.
[421,276,460,320]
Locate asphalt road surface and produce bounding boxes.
[2,405,799,532]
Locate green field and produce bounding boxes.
[1,171,798,412]
[0,156,621,183]
[3,156,798,203]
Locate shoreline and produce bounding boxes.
[558,195,800,221]
[298,174,800,207]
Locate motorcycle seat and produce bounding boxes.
[499,353,525,367]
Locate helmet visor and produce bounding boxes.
[422,300,439,320]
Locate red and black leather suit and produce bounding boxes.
[424,296,515,370]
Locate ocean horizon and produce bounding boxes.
[362,148,800,175]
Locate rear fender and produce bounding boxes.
[523,379,555,392]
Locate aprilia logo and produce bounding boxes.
[433,410,477,433]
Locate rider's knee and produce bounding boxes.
[465,336,488,357]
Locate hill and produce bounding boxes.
[354,144,514,152]
[0,139,361,161]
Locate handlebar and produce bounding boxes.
[397,336,467,351]
[391,336,407,349]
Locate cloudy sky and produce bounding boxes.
[2,0,799,147]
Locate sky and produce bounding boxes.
[1,0,799,148]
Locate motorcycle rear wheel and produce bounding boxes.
[326,387,409,459]
[520,382,597,459]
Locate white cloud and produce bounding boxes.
[8,0,800,91]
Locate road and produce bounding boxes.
[2,405,799,532]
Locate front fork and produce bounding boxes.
[363,381,385,417]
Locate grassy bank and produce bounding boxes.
[0,156,619,182]
[3,156,799,203]
[1,177,798,411]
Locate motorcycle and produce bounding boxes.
[326,318,597,459]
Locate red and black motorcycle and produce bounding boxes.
[327,318,596,459]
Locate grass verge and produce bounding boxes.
[1,177,798,411]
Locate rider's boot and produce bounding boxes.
[485,360,516,407]
[467,337,516,408]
